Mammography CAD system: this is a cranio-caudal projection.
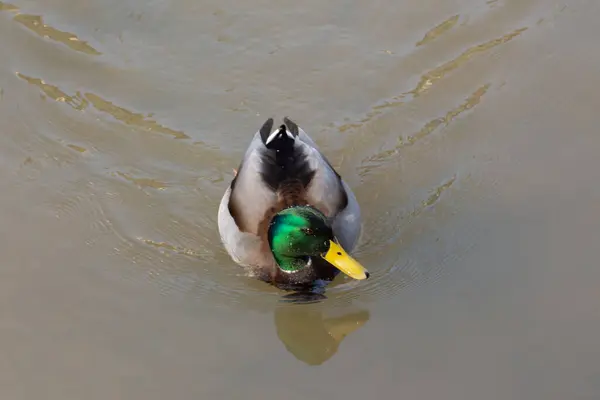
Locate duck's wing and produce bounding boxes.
[293,118,362,252]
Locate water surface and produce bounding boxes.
[1,0,599,398]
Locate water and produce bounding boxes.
[1,0,599,398]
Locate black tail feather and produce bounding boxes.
[259,118,274,144]
[283,116,299,137]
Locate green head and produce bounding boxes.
[267,206,369,280]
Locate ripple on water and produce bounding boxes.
[105,171,460,311]
[84,93,190,140]
[0,3,101,55]
[416,14,461,47]
[0,2,18,12]
[334,25,526,137]
[14,72,191,140]
[318,175,458,306]
[358,84,491,177]
[13,14,101,55]
[16,73,88,111]
[409,27,527,98]
[89,175,284,310]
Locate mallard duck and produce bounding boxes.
[217,117,369,290]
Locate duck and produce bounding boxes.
[217,117,369,290]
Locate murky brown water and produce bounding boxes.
[1,0,599,398]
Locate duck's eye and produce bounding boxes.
[302,228,314,235]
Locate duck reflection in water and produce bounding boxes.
[273,300,370,366]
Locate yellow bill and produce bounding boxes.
[322,240,370,280]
